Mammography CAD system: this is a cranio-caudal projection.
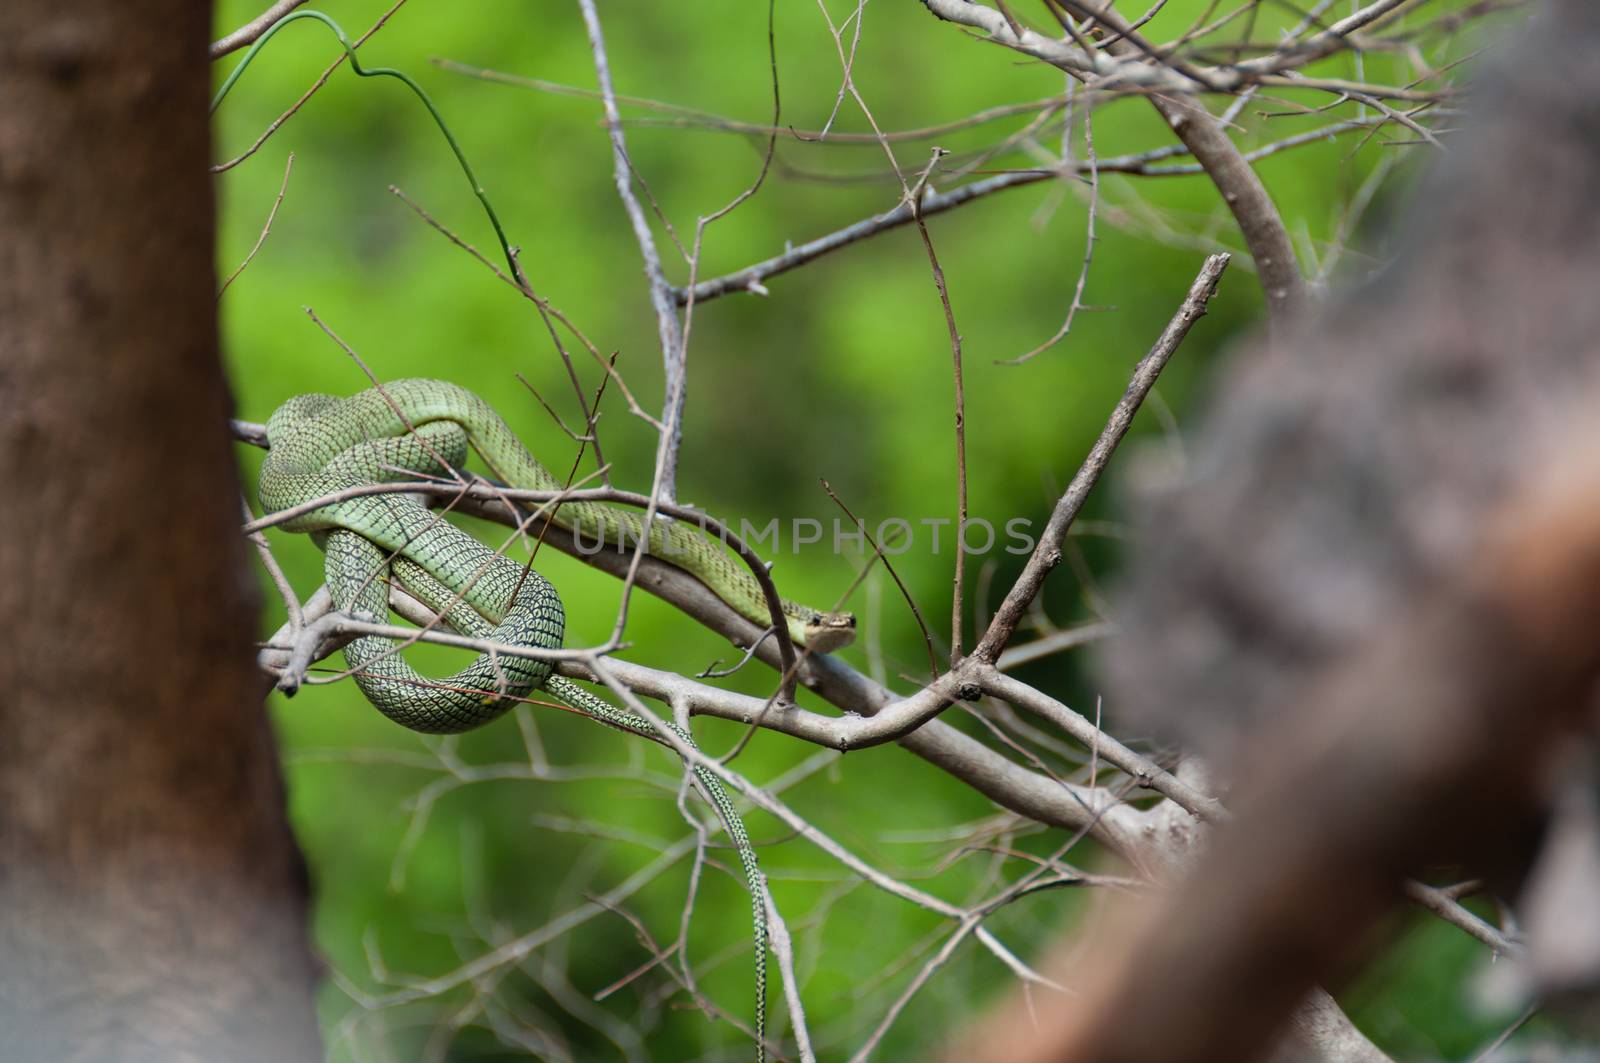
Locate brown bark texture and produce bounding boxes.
[0,3,322,1061]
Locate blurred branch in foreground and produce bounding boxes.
[955,2,1600,1059]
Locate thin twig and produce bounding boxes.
[821,480,940,681]
[1404,880,1522,955]
[242,495,303,639]
[218,152,295,299]
[898,148,972,664]
[994,620,1116,670]
[576,0,687,504]
[974,253,1230,661]
[1001,107,1098,365]
[387,185,648,438]
[585,660,1063,991]
[212,0,410,173]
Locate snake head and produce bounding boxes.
[802,611,857,653]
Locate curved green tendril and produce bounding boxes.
[212,10,521,279]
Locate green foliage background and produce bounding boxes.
[213,2,1523,1058]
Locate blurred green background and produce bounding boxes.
[212,2,1528,1058]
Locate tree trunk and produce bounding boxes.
[0,3,322,1060]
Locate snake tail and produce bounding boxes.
[547,676,769,1063]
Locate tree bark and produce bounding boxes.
[0,3,322,1060]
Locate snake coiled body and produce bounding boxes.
[262,378,852,657]
[258,378,792,1058]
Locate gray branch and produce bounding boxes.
[210,0,310,59]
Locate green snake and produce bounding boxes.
[258,378,849,1060]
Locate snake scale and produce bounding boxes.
[259,378,850,1060]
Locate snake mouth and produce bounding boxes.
[802,611,857,653]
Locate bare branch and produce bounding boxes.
[917,0,1196,88]
[217,152,294,299]
[210,0,310,59]
[973,253,1229,662]
[1404,880,1521,955]
[576,0,687,504]
[994,621,1115,670]
[671,117,1388,306]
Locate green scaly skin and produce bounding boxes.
[261,378,853,653]
[259,378,790,1059]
